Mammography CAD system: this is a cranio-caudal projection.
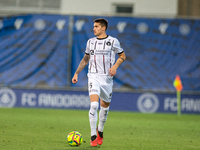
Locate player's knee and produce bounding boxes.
[100,99,110,108]
[89,102,99,119]
[90,101,99,110]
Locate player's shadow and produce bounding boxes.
[47,139,101,150]
[53,145,101,150]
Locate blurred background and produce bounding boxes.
[0,0,199,113]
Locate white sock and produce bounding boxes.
[89,102,99,136]
[98,106,109,132]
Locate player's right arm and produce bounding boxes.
[72,54,90,84]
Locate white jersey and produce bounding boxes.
[85,35,124,75]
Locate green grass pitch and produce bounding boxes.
[0,108,200,150]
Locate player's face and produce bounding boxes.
[93,22,105,37]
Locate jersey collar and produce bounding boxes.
[97,35,109,40]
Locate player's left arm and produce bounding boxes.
[109,51,126,77]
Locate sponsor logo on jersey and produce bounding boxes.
[0,88,16,108]
[94,50,109,55]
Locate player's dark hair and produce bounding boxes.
[94,18,108,30]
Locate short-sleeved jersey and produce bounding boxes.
[85,35,124,75]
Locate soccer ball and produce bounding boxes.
[67,131,83,146]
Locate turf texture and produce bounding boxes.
[0,108,200,150]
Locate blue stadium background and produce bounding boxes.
[0,14,199,92]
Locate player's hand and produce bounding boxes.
[109,67,116,77]
[72,74,78,84]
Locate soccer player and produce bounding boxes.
[72,18,126,147]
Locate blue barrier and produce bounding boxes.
[0,88,199,114]
[0,14,70,87]
[0,14,200,92]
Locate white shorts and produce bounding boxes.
[87,73,113,103]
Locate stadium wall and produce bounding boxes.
[61,0,177,16]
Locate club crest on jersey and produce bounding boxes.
[106,41,111,46]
